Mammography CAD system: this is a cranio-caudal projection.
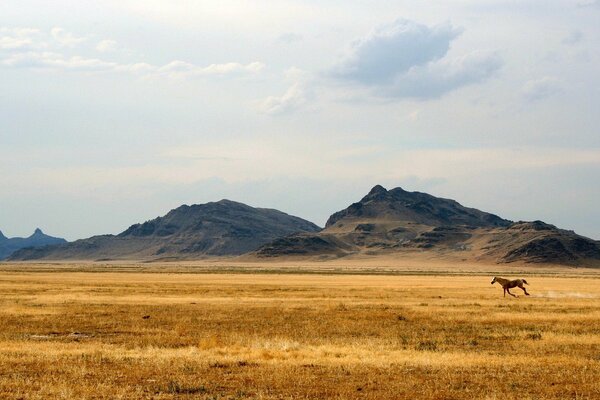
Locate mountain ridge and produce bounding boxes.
[9,199,320,261]
[256,185,600,266]
[0,229,67,260]
[326,185,510,229]
[7,186,600,266]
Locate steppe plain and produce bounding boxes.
[0,259,599,399]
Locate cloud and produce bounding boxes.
[259,67,314,115]
[1,51,118,71]
[0,27,265,80]
[0,36,33,51]
[155,60,264,79]
[522,77,563,102]
[51,27,86,47]
[0,51,265,79]
[330,18,501,100]
[259,83,311,115]
[96,39,117,52]
[2,28,264,80]
[0,28,41,51]
[385,51,502,100]
[1,27,85,51]
[333,19,461,84]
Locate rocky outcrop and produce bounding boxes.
[0,229,67,260]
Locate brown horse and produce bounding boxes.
[491,277,530,297]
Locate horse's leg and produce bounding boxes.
[520,285,530,296]
[506,288,517,298]
[503,288,506,297]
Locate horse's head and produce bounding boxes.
[491,277,497,285]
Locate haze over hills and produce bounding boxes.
[7,186,600,266]
[0,229,67,260]
[9,200,320,261]
[256,185,600,266]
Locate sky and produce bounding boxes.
[0,0,599,241]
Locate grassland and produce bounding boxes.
[0,263,599,399]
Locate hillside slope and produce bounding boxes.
[9,200,320,261]
[0,229,67,260]
[255,185,600,266]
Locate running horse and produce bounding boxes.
[491,277,530,297]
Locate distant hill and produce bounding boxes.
[8,187,600,266]
[0,229,67,260]
[9,200,320,261]
[325,185,510,229]
[480,221,600,264]
[255,185,600,266]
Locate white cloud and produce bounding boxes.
[330,18,502,100]
[1,51,118,71]
[155,60,264,79]
[259,67,314,115]
[0,28,265,79]
[51,27,86,47]
[0,28,42,51]
[259,83,311,115]
[96,39,117,52]
[0,36,33,50]
[333,19,461,85]
[522,77,563,102]
[1,27,266,80]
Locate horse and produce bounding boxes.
[491,277,530,297]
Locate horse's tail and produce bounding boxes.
[522,279,529,285]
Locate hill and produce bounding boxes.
[9,200,320,261]
[255,185,600,266]
[0,229,67,260]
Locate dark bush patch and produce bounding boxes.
[166,381,207,394]
[415,340,438,351]
[526,332,542,341]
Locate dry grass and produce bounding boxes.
[0,266,599,399]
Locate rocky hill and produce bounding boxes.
[0,229,67,260]
[8,187,599,266]
[255,185,600,266]
[325,185,510,229]
[482,221,600,264]
[9,200,320,261]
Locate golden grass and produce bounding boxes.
[0,266,599,399]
